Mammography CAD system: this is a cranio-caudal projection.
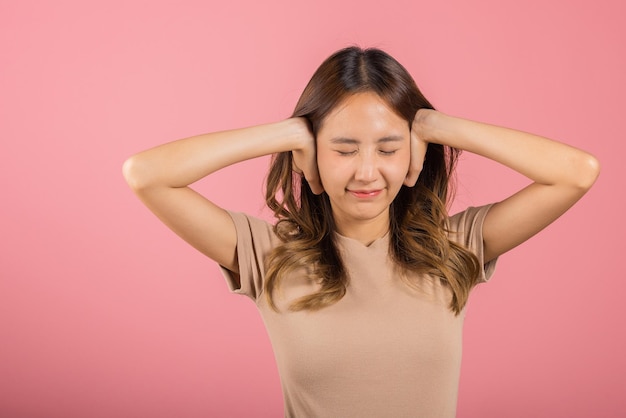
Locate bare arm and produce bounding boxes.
[412,109,600,262]
[122,118,319,272]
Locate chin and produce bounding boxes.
[347,207,390,222]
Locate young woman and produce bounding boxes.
[123,47,599,417]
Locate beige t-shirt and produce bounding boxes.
[220,205,497,417]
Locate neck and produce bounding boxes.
[333,214,390,246]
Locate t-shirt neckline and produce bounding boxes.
[333,229,391,249]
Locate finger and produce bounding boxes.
[404,132,427,187]
[303,165,324,195]
[291,155,303,175]
[306,177,325,195]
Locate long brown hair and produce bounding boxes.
[264,46,480,315]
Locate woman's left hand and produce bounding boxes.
[404,109,432,187]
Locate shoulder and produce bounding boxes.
[447,204,495,246]
[226,211,277,248]
[219,211,279,300]
[228,211,274,232]
[447,204,499,281]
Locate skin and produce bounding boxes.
[123,92,600,273]
[411,110,600,261]
[315,92,420,244]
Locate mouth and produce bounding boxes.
[348,189,383,198]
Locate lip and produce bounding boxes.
[348,189,383,198]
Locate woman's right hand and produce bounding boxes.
[291,117,325,195]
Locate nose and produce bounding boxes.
[354,152,377,183]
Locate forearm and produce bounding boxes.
[123,118,308,190]
[416,110,600,189]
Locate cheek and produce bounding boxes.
[316,149,341,187]
[394,150,412,175]
[381,157,411,186]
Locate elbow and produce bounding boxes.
[573,153,601,191]
[122,155,151,191]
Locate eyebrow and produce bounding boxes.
[329,135,405,145]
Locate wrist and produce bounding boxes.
[412,109,438,142]
[285,117,313,151]
[413,109,452,145]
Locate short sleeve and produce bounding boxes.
[218,211,276,302]
[448,204,498,282]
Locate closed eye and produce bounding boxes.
[336,149,357,156]
[379,149,398,155]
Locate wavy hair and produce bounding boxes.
[264,46,480,315]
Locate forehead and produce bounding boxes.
[318,92,408,139]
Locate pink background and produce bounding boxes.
[1,0,624,416]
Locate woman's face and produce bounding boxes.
[316,92,412,237]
